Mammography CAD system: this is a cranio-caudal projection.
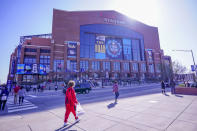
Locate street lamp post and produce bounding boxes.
[172,49,197,77]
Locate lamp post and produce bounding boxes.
[172,49,197,76]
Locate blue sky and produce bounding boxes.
[0,0,197,83]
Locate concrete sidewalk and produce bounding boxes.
[0,92,197,131]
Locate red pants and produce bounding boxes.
[64,104,77,122]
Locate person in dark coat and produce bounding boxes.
[161,81,165,94]
[0,86,9,110]
[170,80,176,94]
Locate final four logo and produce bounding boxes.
[106,39,122,58]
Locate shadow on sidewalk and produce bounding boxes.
[55,121,79,131]
[107,102,117,109]
[175,94,183,98]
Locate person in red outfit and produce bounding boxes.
[14,84,20,104]
[64,80,79,126]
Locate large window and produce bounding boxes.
[92,61,100,71]
[156,63,161,73]
[114,62,120,71]
[40,56,50,72]
[123,62,130,71]
[80,61,88,71]
[123,39,132,60]
[24,48,37,52]
[141,63,146,72]
[103,61,110,71]
[40,49,50,53]
[149,64,154,73]
[132,63,138,72]
[67,60,77,72]
[132,40,141,61]
[54,59,64,72]
[24,55,36,64]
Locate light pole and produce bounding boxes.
[172,49,197,76]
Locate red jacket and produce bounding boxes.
[14,86,20,93]
[65,87,77,106]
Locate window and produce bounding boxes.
[92,61,100,71]
[156,63,161,73]
[67,60,77,72]
[24,48,37,52]
[80,61,88,71]
[123,39,132,60]
[54,59,64,72]
[132,63,138,72]
[123,62,129,71]
[114,62,120,71]
[24,55,36,64]
[132,40,141,61]
[103,61,110,71]
[141,63,146,72]
[149,64,154,73]
[40,56,50,72]
[40,49,50,53]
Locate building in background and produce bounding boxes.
[7,9,171,84]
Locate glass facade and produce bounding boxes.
[132,63,138,72]
[92,61,100,71]
[123,62,130,71]
[156,63,161,73]
[24,55,36,64]
[24,48,37,52]
[114,62,120,71]
[141,63,146,72]
[80,61,88,71]
[67,60,77,72]
[54,59,64,72]
[149,64,154,73]
[40,49,50,53]
[80,24,145,61]
[103,61,110,71]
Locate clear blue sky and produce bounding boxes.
[0,0,197,83]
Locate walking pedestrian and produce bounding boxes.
[55,84,58,91]
[18,86,26,105]
[161,81,165,94]
[0,86,9,111]
[64,80,79,126]
[113,81,119,103]
[170,79,176,94]
[13,84,20,104]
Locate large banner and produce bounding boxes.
[16,64,25,74]
[95,35,106,59]
[67,42,77,58]
[105,38,122,59]
[16,64,47,75]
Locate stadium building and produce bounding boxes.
[8,9,171,84]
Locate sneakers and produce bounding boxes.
[75,118,80,123]
[63,122,68,126]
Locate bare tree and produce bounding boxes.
[172,61,187,74]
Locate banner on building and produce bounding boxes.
[39,64,47,75]
[105,38,122,59]
[16,64,25,74]
[67,41,77,57]
[95,35,106,59]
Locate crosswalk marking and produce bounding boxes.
[7,96,38,113]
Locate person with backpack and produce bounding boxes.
[112,81,119,103]
[0,86,9,110]
[64,80,79,126]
